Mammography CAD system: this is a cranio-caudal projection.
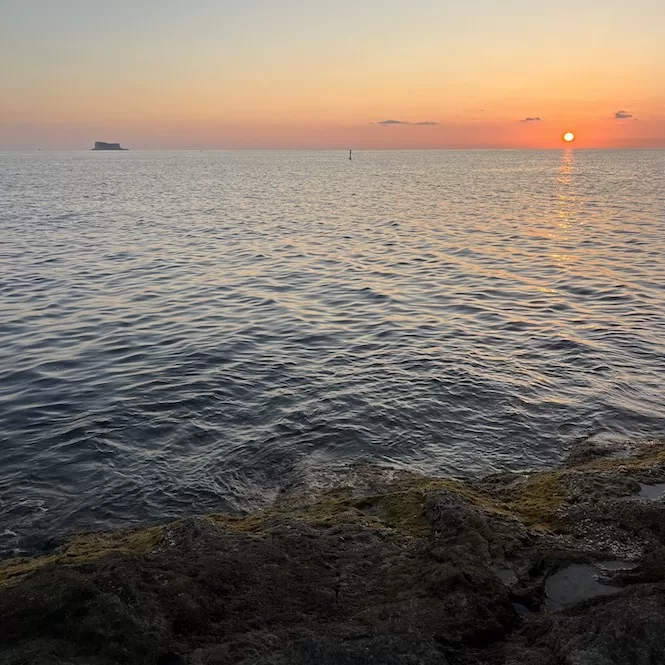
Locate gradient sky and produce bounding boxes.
[1,0,664,149]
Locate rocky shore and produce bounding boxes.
[2,438,665,664]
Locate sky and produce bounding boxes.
[1,0,664,149]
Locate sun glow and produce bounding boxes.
[563,132,575,143]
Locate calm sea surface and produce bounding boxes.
[1,149,664,554]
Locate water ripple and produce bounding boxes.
[1,149,664,555]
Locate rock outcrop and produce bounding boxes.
[1,439,665,664]
[92,141,127,151]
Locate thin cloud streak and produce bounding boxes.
[376,120,439,126]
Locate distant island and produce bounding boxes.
[91,141,127,151]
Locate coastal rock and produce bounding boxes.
[190,635,450,665]
[498,584,665,665]
[1,439,665,664]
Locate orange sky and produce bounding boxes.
[1,0,664,149]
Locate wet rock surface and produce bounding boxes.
[2,439,665,664]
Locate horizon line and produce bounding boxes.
[3,146,665,152]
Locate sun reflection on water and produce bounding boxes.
[551,148,581,265]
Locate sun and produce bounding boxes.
[563,132,575,143]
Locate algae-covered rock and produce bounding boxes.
[1,439,665,664]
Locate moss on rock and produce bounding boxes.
[501,471,567,530]
[0,525,164,584]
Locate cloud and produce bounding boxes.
[377,120,439,126]
[521,117,541,122]
[615,110,633,119]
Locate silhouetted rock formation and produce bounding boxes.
[2,439,665,664]
[92,141,127,151]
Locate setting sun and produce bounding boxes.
[563,132,575,143]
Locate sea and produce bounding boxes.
[1,149,664,556]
